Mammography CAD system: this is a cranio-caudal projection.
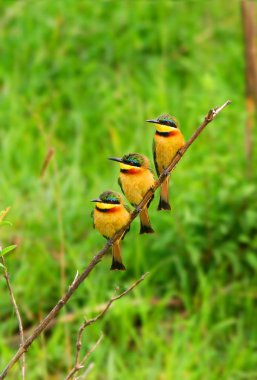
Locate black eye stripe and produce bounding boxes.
[123,160,141,167]
[106,200,120,204]
[159,120,176,127]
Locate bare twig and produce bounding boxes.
[40,147,55,178]
[65,272,148,380]
[0,256,25,380]
[65,334,103,380]
[241,0,257,176]
[0,100,231,379]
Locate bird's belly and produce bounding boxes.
[120,171,155,206]
[94,208,130,238]
[155,134,184,174]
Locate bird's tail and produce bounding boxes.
[110,240,126,271]
[140,206,155,234]
[158,177,171,211]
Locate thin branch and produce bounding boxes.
[0,256,25,380]
[241,0,257,177]
[65,334,103,380]
[40,147,55,178]
[65,272,148,380]
[0,100,231,380]
[0,207,26,378]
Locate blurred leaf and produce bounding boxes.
[0,221,12,227]
[0,245,17,257]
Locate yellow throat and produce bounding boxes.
[156,124,177,133]
[96,202,120,210]
[119,162,141,171]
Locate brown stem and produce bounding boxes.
[40,147,55,178]
[0,100,231,379]
[1,256,25,380]
[65,273,148,380]
[241,0,257,177]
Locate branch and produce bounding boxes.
[65,273,148,380]
[0,100,231,379]
[0,207,26,379]
[0,256,25,380]
[40,147,55,178]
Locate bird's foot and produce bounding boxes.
[162,167,170,176]
[136,205,143,213]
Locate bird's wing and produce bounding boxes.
[152,138,159,176]
[91,210,95,229]
[147,194,154,208]
[118,177,125,195]
[122,224,130,240]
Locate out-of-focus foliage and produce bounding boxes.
[0,1,257,379]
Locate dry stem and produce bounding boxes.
[65,272,148,380]
[1,256,25,380]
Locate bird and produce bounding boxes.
[91,191,131,270]
[109,153,155,234]
[146,114,185,211]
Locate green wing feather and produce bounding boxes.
[152,138,159,176]
[118,177,125,195]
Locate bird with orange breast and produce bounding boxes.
[109,153,155,234]
[146,114,185,211]
[91,191,131,270]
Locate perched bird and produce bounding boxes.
[91,191,130,270]
[146,114,185,211]
[109,153,155,234]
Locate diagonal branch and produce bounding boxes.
[0,100,231,380]
[65,273,148,380]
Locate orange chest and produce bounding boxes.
[154,131,185,172]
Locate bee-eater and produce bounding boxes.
[91,191,130,271]
[146,114,185,211]
[109,153,155,234]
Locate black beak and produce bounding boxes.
[146,119,159,124]
[91,198,102,203]
[108,157,123,163]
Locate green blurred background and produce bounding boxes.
[1,1,257,379]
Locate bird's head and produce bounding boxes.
[109,153,150,172]
[146,114,179,133]
[91,191,122,210]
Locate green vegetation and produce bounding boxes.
[1,1,257,379]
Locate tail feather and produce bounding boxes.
[140,207,155,234]
[158,177,171,211]
[110,241,126,271]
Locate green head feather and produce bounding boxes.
[157,114,178,128]
[100,191,122,204]
[122,153,146,167]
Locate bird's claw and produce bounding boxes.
[162,168,170,176]
[136,205,143,213]
[177,149,184,157]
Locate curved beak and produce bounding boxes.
[91,198,102,203]
[146,119,159,124]
[108,157,123,163]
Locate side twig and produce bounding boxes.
[241,0,257,177]
[65,273,148,380]
[0,100,231,379]
[0,207,25,379]
[0,255,25,380]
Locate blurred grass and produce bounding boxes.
[1,0,257,379]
